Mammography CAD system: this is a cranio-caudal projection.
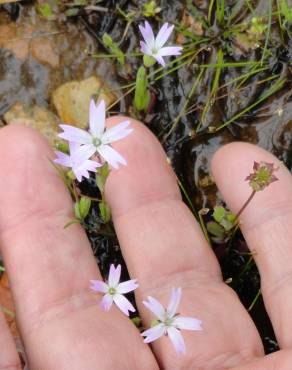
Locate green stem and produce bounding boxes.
[248,289,261,311]
[261,0,272,65]
[198,210,211,244]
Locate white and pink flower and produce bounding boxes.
[58,99,132,171]
[139,21,182,67]
[141,287,202,355]
[90,264,138,316]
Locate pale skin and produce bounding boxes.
[0,119,291,370]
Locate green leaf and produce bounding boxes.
[74,202,81,220]
[143,55,156,68]
[102,33,125,66]
[96,163,110,194]
[206,221,225,238]
[79,197,92,219]
[74,197,91,221]
[142,0,161,17]
[212,206,226,223]
[37,3,53,19]
[226,213,236,223]
[99,200,111,223]
[134,66,150,112]
[55,140,69,153]
[220,218,234,232]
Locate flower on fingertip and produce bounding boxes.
[90,264,138,316]
[54,142,101,182]
[141,287,202,355]
[58,99,133,170]
[245,161,279,192]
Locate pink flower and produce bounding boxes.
[141,287,202,355]
[90,264,139,316]
[58,99,132,169]
[139,21,182,67]
[245,161,279,191]
[54,142,101,182]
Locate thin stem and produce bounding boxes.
[234,190,256,223]
[248,289,261,311]
[261,0,272,65]
[198,210,211,245]
[238,254,254,279]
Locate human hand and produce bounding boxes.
[0,119,291,370]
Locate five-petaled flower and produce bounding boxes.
[139,21,182,67]
[245,161,279,191]
[141,287,202,355]
[90,264,138,316]
[54,142,101,182]
[58,99,133,169]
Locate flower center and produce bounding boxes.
[108,287,116,295]
[92,137,102,147]
[151,47,158,55]
[163,317,173,327]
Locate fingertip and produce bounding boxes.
[0,124,53,158]
[212,142,260,181]
[105,116,180,217]
[0,124,71,228]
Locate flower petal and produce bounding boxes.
[167,287,182,318]
[156,46,183,57]
[54,151,72,168]
[143,296,165,321]
[89,99,105,138]
[69,141,82,153]
[100,293,113,311]
[97,144,127,169]
[113,294,135,316]
[58,125,92,145]
[167,327,186,355]
[116,279,138,294]
[173,316,203,331]
[155,23,174,49]
[102,120,132,144]
[141,323,165,343]
[139,21,155,48]
[73,167,90,182]
[140,41,152,56]
[153,55,166,67]
[74,159,101,182]
[71,144,96,164]
[108,264,121,287]
[90,280,109,293]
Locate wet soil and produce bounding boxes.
[0,0,291,355]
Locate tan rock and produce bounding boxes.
[4,102,61,146]
[52,76,117,128]
[0,23,31,60]
[31,37,59,68]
